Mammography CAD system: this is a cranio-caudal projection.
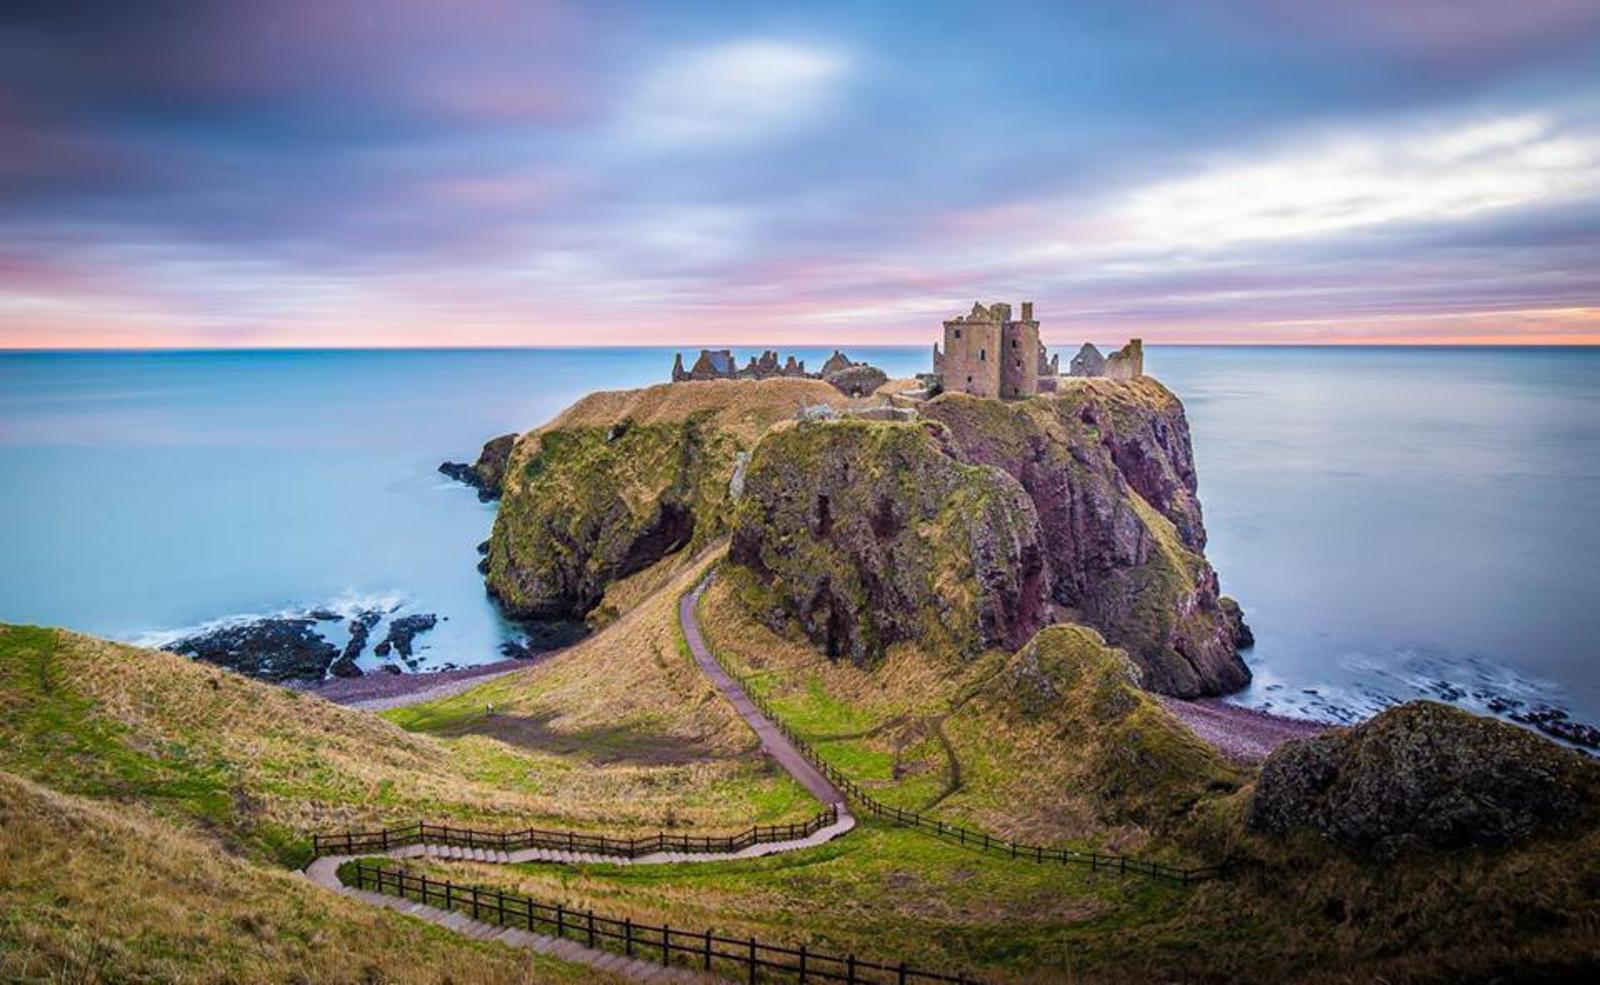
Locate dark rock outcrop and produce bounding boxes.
[1250,701,1597,857]
[731,419,1048,664]
[372,613,437,660]
[327,609,382,678]
[440,433,516,501]
[163,618,339,683]
[824,363,888,398]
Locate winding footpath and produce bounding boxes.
[301,576,853,982]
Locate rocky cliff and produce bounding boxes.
[1250,701,1597,858]
[728,418,1048,662]
[485,378,846,621]
[729,377,1250,696]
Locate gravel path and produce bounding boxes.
[1159,696,1331,763]
[679,578,849,809]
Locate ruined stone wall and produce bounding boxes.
[1104,339,1145,380]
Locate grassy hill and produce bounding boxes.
[0,770,621,984]
[0,572,812,875]
[700,565,1238,853]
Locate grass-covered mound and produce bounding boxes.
[487,378,848,622]
[0,770,614,984]
[386,549,817,824]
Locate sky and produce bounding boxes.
[3,0,1600,348]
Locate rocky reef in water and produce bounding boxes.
[731,378,1251,696]
[162,606,438,682]
[440,433,517,501]
[1250,700,1597,857]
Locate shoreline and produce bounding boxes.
[297,656,547,711]
[1158,695,1331,763]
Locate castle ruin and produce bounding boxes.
[932,301,1059,399]
[931,301,1141,399]
[670,347,887,397]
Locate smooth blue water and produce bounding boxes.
[1,346,1596,723]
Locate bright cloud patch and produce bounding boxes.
[620,39,849,149]
[1112,114,1600,249]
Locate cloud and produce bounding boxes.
[1107,113,1600,250]
[617,39,849,150]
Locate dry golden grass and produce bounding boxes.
[0,769,618,985]
[381,547,817,828]
[546,377,846,445]
[0,558,813,862]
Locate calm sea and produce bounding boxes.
[1,346,1596,725]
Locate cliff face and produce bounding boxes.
[918,379,1247,696]
[728,419,1048,663]
[486,378,846,621]
[729,378,1250,696]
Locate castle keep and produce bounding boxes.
[933,301,1055,399]
[931,301,1141,399]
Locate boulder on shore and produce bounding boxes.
[1250,701,1597,857]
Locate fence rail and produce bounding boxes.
[349,860,978,984]
[314,805,839,860]
[706,632,1227,885]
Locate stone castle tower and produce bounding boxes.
[936,301,1043,399]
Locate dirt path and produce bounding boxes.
[1158,696,1331,763]
[678,578,850,809]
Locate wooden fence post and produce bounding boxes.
[799,943,807,983]
[556,902,565,938]
[704,928,712,970]
[749,937,758,985]
[625,917,633,957]
[588,909,596,947]
[662,923,671,965]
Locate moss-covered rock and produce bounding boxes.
[729,418,1047,664]
[486,378,846,621]
[1250,701,1598,858]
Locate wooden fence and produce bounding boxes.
[314,804,839,860]
[711,647,1228,885]
[349,860,980,984]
